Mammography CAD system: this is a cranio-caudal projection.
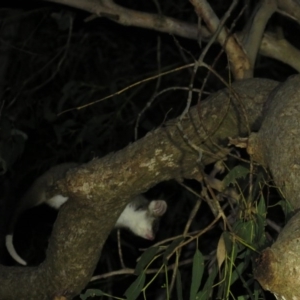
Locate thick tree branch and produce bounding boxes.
[248,75,300,209]
[254,211,300,299]
[0,78,278,299]
[250,76,300,296]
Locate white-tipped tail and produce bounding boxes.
[5,234,27,266]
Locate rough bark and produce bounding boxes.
[249,75,300,209]
[254,211,300,300]
[0,78,278,300]
[249,75,300,299]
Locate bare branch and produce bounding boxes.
[260,32,300,73]
[242,0,277,74]
[91,258,194,281]
[44,0,300,73]
[45,0,210,39]
[278,0,300,24]
[190,0,251,80]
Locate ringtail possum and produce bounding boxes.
[6,163,167,265]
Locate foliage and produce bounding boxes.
[76,162,278,300]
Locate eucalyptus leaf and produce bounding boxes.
[190,249,204,300]
[80,289,106,300]
[163,237,184,263]
[196,265,217,300]
[223,165,249,187]
[217,234,226,270]
[135,246,159,275]
[176,270,183,300]
[124,273,145,300]
[230,258,245,285]
[257,196,266,216]
[278,199,294,220]
[234,219,255,245]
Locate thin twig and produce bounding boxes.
[90,258,195,281]
[117,229,126,269]
[135,37,162,140]
[58,63,194,116]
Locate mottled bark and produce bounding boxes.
[249,75,300,209]
[0,78,278,300]
[254,211,300,299]
[250,75,300,299]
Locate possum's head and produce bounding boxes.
[116,198,167,240]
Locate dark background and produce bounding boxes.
[0,1,297,299]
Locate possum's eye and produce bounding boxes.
[135,203,147,211]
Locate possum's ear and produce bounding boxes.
[148,200,167,217]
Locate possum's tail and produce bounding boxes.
[5,234,27,265]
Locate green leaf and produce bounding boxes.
[255,214,267,247]
[234,219,255,245]
[190,249,204,300]
[163,237,184,263]
[222,231,233,254]
[135,246,159,275]
[254,281,261,300]
[124,273,145,300]
[196,265,217,300]
[176,270,183,300]
[257,195,266,216]
[80,289,106,300]
[252,171,265,199]
[230,258,245,285]
[234,211,267,248]
[278,199,294,220]
[223,165,249,187]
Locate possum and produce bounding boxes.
[5,163,167,266]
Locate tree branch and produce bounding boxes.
[190,0,251,80]
[44,0,300,73]
[260,32,300,73]
[278,0,300,24]
[45,0,210,39]
[0,78,278,299]
[242,0,277,75]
